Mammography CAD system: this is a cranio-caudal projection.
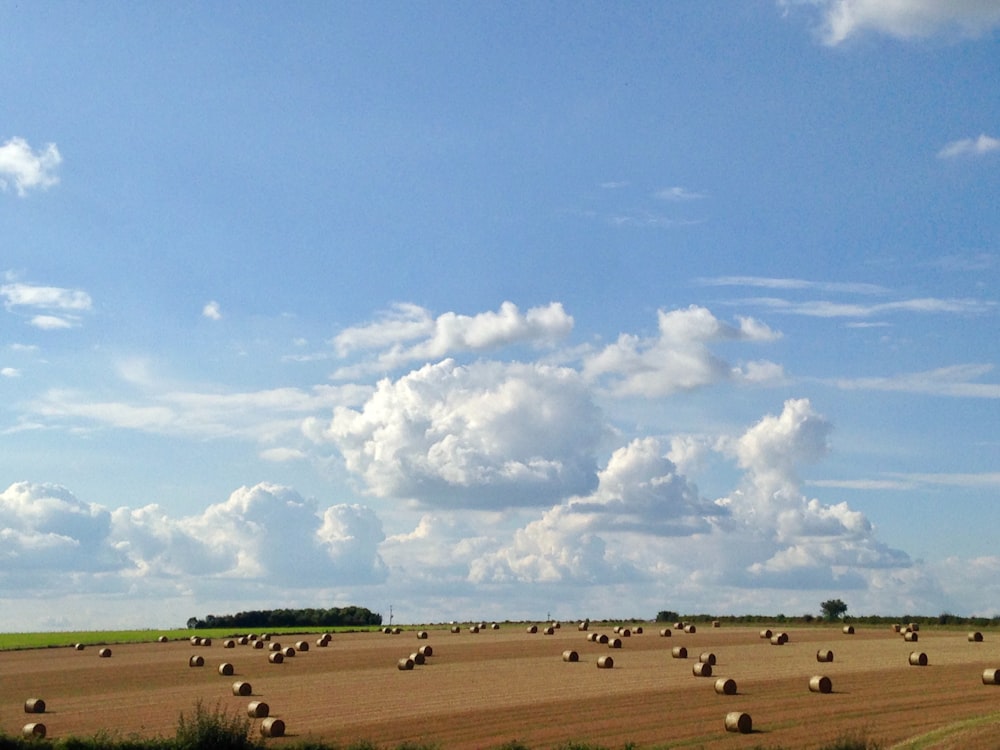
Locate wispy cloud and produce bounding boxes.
[938,134,1000,159]
[1,367,20,378]
[830,364,1000,398]
[0,137,62,195]
[698,275,888,295]
[655,186,707,201]
[2,279,93,330]
[793,0,1000,45]
[742,296,993,318]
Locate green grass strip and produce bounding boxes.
[888,710,1000,749]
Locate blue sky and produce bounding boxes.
[2,0,998,630]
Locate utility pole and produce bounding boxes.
[389,604,394,626]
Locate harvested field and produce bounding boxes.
[2,626,999,748]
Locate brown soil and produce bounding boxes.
[2,626,999,749]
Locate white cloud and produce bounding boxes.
[655,186,707,201]
[697,275,888,295]
[308,358,603,508]
[582,305,783,397]
[331,301,573,378]
[742,296,993,318]
[831,363,1000,398]
[1,367,19,378]
[202,300,223,320]
[938,133,1000,159]
[30,314,77,330]
[802,0,1000,45]
[0,137,61,195]
[2,280,92,330]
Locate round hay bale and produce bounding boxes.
[268,642,281,652]
[451,625,461,634]
[397,657,415,671]
[769,635,784,646]
[892,623,901,633]
[526,625,538,634]
[634,626,643,634]
[282,647,296,657]
[816,649,834,663]
[98,648,112,658]
[468,625,479,633]
[621,628,631,637]
[262,633,271,641]
[410,651,426,665]
[672,646,688,659]
[268,652,284,664]
[692,662,713,677]
[543,626,555,635]
[260,717,285,738]
[659,628,672,637]
[842,625,855,635]
[613,625,622,633]
[190,635,200,645]
[713,620,721,628]
[417,630,428,639]
[759,628,772,639]
[609,637,622,649]
[596,655,614,669]
[253,641,265,650]
[904,631,919,642]
[218,662,234,676]
[247,701,269,718]
[597,634,609,644]
[232,681,252,696]
[295,641,309,651]
[699,652,717,665]
[714,678,737,695]
[725,712,752,734]
[74,643,85,651]
[578,621,589,631]
[224,639,236,648]
[24,698,46,714]
[22,723,46,739]
[491,623,500,630]
[201,638,212,647]
[909,623,920,632]
[316,637,329,647]
[562,650,579,662]
[239,636,250,645]
[908,652,928,666]
[809,675,833,693]
[157,635,168,643]
[552,621,561,629]
[418,645,433,657]
[382,627,392,634]
[587,632,598,642]
[969,632,984,642]
[684,624,697,634]
[982,668,1000,685]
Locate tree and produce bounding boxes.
[820,599,848,621]
[655,610,680,623]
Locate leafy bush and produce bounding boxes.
[174,700,260,750]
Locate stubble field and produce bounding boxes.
[2,624,999,749]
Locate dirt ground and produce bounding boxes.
[2,625,999,749]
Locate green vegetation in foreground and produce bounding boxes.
[0,626,378,652]
[0,702,885,750]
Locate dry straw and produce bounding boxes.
[578,621,589,631]
[74,643,85,651]
[418,645,433,657]
[98,648,112,658]
[232,682,252,696]
[759,629,772,639]
[526,625,538,634]
[671,646,688,659]
[268,652,284,664]
[417,631,428,639]
[842,625,855,635]
[543,626,555,635]
[282,647,296,657]
[218,663,234,676]
[22,723,46,739]
[586,633,598,642]
[260,717,285,738]
[659,628,672,637]
[699,652,716,665]
[609,637,623,649]
[908,652,928,666]
[295,641,309,651]
[969,632,984,642]
[562,650,579,662]
[451,625,461,634]
[597,634,609,644]
[809,675,833,693]
[596,655,614,669]
[692,662,713,677]
[410,651,426,665]
[269,642,282,652]
[634,626,643,634]
[247,701,269,718]
[253,641,265,650]
[684,624,697,634]
[188,655,205,669]
[224,639,236,648]
[981,668,1000,685]
[157,636,168,643]
[714,678,737,695]
[24,698,45,714]
[713,620,721,628]
[725,712,752,734]
[397,657,415,670]
[904,631,919,642]
[816,649,834,663]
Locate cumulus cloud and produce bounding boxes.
[1,367,19,378]
[800,0,1000,45]
[938,134,1000,159]
[582,305,783,396]
[331,301,573,379]
[0,137,61,195]
[1,280,93,329]
[202,300,223,320]
[308,358,603,508]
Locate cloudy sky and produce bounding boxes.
[2,1,999,631]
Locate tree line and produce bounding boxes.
[186,606,382,630]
